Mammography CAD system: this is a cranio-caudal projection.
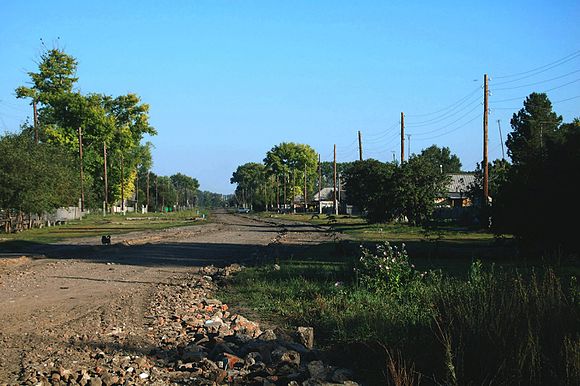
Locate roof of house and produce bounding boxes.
[313,187,345,201]
[447,173,475,195]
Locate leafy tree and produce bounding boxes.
[15,48,156,210]
[197,191,227,209]
[170,173,200,207]
[15,48,78,107]
[0,131,78,219]
[468,159,511,206]
[264,142,318,204]
[319,161,354,189]
[343,160,397,222]
[418,145,462,173]
[156,176,178,210]
[395,154,449,225]
[231,163,267,209]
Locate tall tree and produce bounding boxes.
[170,173,200,207]
[395,154,449,225]
[418,145,462,173]
[319,161,354,189]
[264,142,318,203]
[506,92,562,166]
[15,48,156,209]
[231,163,267,209]
[0,131,78,219]
[493,93,578,252]
[343,160,397,222]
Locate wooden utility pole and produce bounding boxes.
[497,119,505,160]
[303,162,307,212]
[407,134,411,158]
[400,112,405,163]
[283,172,287,210]
[358,130,363,161]
[276,175,280,209]
[146,171,150,209]
[155,176,158,211]
[135,170,139,211]
[483,73,489,207]
[78,127,85,212]
[318,153,322,214]
[264,180,268,212]
[333,144,338,215]
[121,154,125,212]
[33,100,38,144]
[292,169,296,213]
[103,142,108,212]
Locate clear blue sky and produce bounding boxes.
[1,1,579,193]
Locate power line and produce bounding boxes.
[411,113,482,141]
[405,86,480,118]
[490,78,580,103]
[408,104,481,136]
[406,96,481,127]
[493,69,580,91]
[494,49,580,80]
[490,94,580,110]
[364,120,399,139]
[336,138,357,152]
[543,78,580,92]
[364,131,399,145]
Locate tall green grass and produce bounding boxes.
[222,249,579,385]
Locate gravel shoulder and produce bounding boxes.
[0,211,349,384]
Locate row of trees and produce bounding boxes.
[343,145,459,223]
[1,47,209,232]
[13,47,156,211]
[231,139,460,220]
[229,92,578,255]
[231,142,320,210]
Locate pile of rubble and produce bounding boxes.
[19,265,358,385]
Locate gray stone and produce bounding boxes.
[297,327,314,349]
[89,377,103,386]
[258,329,277,341]
[331,368,355,382]
[307,360,328,380]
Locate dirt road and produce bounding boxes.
[0,211,339,384]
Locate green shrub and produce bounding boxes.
[354,242,425,295]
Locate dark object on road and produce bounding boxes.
[101,235,111,245]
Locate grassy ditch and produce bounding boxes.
[0,209,209,244]
[221,243,580,385]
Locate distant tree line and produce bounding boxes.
[229,92,578,254]
[230,138,459,220]
[231,142,319,210]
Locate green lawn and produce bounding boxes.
[0,209,208,245]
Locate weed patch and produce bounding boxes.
[221,244,579,385]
